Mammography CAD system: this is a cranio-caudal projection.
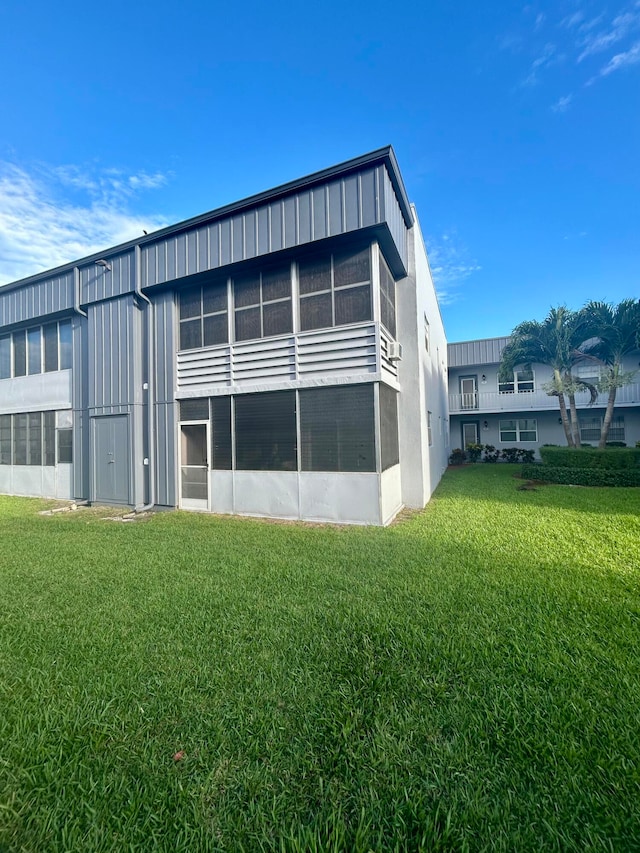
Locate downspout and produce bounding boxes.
[73,266,88,317]
[134,244,156,512]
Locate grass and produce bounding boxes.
[0,466,639,852]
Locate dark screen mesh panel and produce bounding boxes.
[235,307,261,341]
[300,384,375,472]
[203,314,228,346]
[262,266,291,302]
[13,331,26,377]
[180,399,209,421]
[234,274,260,308]
[299,256,331,295]
[203,285,227,314]
[334,247,370,287]
[0,415,11,465]
[59,321,72,369]
[334,285,371,326]
[180,286,202,319]
[379,383,399,470]
[13,413,27,464]
[379,256,397,338]
[263,301,292,337]
[43,411,56,466]
[300,293,332,331]
[211,397,232,470]
[43,323,59,372]
[235,391,296,471]
[180,319,202,351]
[28,412,42,465]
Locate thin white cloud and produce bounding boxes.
[552,93,573,111]
[577,10,640,61]
[425,232,481,305]
[0,162,170,284]
[521,43,560,86]
[596,38,640,75]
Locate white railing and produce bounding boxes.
[449,382,640,413]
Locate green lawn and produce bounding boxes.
[1,467,639,852]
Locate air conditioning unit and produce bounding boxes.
[388,341,403,361]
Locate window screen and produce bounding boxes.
[379,383,399,470]
[235,391,296,471]
[58,321,72,369]
[43,324,59,372]
[0,336,10,379]
[299,246,372,332]
[28,412,42,464]
[0,415,11,465]
[233,266,292,342]
[13,331,26,377]
[180,399,209,421]
[13,414,27,464]
[211,397,232,470]
[44,412,56,466]
[379,253,397,338]
[27,328,41,375]
[58,428,73,463]
[179,279,229,351]
[299,384,375,472]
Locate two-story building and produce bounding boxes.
[448,337,640,454]
[0,147,449,525]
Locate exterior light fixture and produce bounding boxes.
[95,259,112,272]
[481,374,487,383]
[483,420,489,430]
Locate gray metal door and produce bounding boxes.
[94,416,130,504]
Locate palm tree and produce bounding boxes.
[580,299,640,448]
[499,307,594,447]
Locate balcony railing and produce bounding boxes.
[449,382,640,414]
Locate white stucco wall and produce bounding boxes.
[396,210,449,509]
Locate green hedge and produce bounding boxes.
[539,446,640,470]
[522,464,640,487]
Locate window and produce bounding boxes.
[235,391,296,471]
[299,384,375,472]
[379,253,396,338]
[44,412,56,466]
[58,321,72,370]
[27,328,41,375]
[0,415,11,464]
[499,419,537,442]
[499,369,534,394]
[234,265,292,342]
[428,411,433,446]
[211,397,232,470]
[379,384,399,470]
[0,336,10,379]
[13,414,27,464]
[579,415,625,443]
[43,323,59,372]
[57,428,73,463]
[13,331,26,377]
[299,246,371,332]
[576,364,602,384]
[179,278,229,351]
[424,315,430,353]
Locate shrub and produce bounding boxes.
[466,443,484,463]
[483,445,501,463]
[449,448,466,466]
[606,441,627,447]
[501,448,521,463]
[518,449,535,464]
[539,446,640,470]
[521,464,640,487]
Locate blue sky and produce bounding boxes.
[0,0,638,342]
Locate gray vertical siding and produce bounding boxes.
[138,164,407,287]
[0,271,75,326]
[72,315,90,500]
[448,338,511,367]
[153,292,177,506]
[88,296,141,410]
[80,252,135,303]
